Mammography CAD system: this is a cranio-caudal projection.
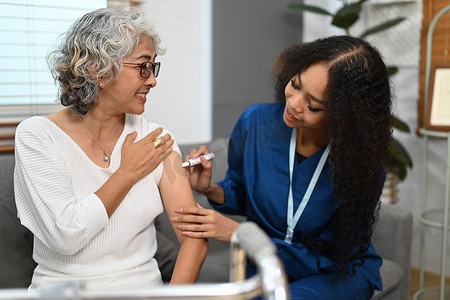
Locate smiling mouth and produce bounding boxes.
[287,109,299,120]
[136,93,147,98]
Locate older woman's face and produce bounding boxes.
[283,63,328,131]
[99,34,157,115]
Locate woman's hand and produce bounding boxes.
[185,146,214,193]
[120,127,174,181]
[97,127,173,218]
[170,204,239,242]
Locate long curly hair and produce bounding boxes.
[47,8,164,115]
[273,35,392,277]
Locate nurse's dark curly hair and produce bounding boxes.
[273,35,392,278]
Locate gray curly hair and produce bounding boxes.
[47,8,164,114]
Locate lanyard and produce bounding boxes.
[285,129,329,244]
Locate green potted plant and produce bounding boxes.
[288,0,413,202]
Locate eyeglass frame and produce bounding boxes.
[122,61,160,78]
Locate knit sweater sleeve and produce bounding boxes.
[14,117,109,255]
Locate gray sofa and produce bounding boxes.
[0,136,412,300]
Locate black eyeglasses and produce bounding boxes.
[122,61,160,78]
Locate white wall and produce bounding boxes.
[138,0,212,144]
[138,0,302,142]
[304,0,450,276]
[211,0,303,138]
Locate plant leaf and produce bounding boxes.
[387,66,398,76]
[393,164,407,181]
[332,3,362,30]
[388,138,413,181]
[331,0,369,30]
[287,3,333,16]
[360,17,406,38]
[391,138,413,168]
[392,115,410,132]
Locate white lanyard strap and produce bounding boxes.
[285,129,329,243]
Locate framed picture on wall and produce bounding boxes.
[425,65,450,131]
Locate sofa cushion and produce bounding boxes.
[197,247,230,283]
[0,204,36,288]
[0,153,16,212]
[370,258,403,300]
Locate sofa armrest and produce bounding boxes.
[371,203,413,300]
[0,204,36,288]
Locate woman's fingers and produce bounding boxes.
[142,132,173,164]
[140,128,175,154]
[123,131,138,146]
[156,135,174,160]
[119,129,176,182]
[147,127,163,142]
[151,133,172,151]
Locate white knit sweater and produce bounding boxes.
[14,114,179,290]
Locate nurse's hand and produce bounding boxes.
[184,146,214,193]
[170,204,239,243]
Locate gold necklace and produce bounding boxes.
[78,115,122,162]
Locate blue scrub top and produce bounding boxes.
[210,103,382,299]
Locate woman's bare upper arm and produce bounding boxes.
[159,151,197,220]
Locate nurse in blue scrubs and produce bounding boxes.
[172,35,392,300]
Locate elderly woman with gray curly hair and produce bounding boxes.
[14,7,207,290]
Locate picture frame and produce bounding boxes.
[425,65,450,131]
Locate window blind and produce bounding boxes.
[0,0,107,122]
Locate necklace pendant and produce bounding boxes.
[103,150,109,162]
[78,115,118,164]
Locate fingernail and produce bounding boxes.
[175,208,183,213]
[170,217,178,221]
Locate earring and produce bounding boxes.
[99,82,103,87]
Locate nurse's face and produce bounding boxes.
[283,63,328,130]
